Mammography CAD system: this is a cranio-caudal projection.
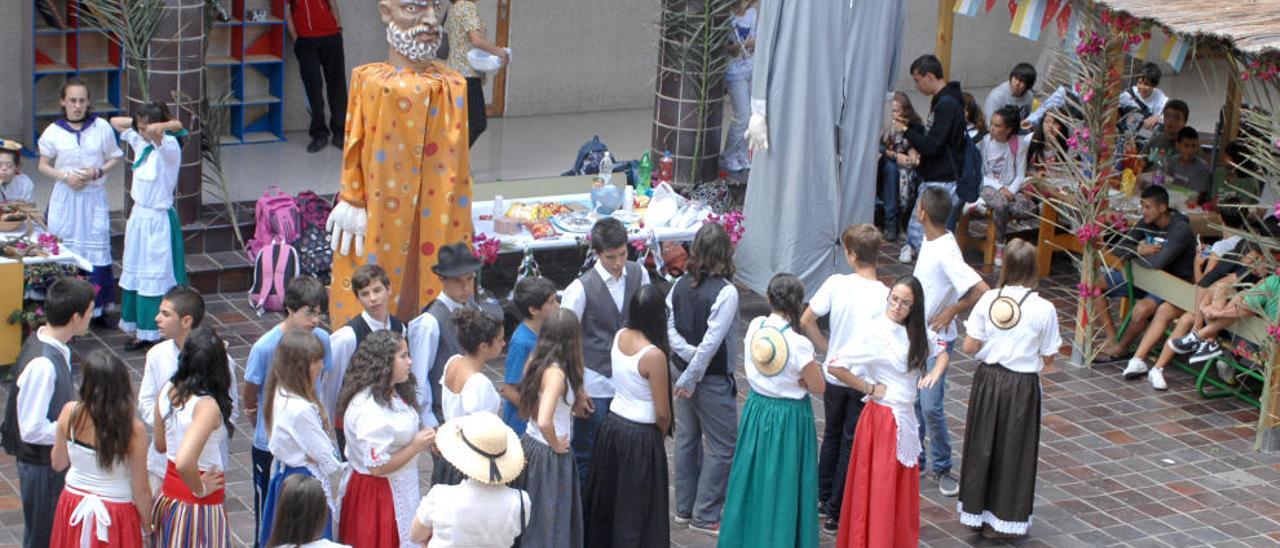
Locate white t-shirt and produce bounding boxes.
[963,286,1062,374]
[1210,235,1242,258]
[743,314,815,400]
[415,480,531,547]
[808,273,889,386]
[980,133,1031,192]
[914,232,983,342]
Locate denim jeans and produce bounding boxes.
[571,396,612,487]
[878,157,900,229]
[906,181,958,251]
[722,77,751,170]
[915,341,954,474]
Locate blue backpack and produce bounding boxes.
[943,96,983,204]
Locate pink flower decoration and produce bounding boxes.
[706,210,746,246]
[1273,199,1280,219]
[471,234,501,265]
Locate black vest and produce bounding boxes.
[345,314,405,346]
[671,275,730,377]
[2,333,75,464]
[420,298,501,424]
[578,262,642,378]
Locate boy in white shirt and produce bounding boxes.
[1119,62,1170,137]
[978,106,1035,265]
[912,186,990,497]
[800,224,888,532]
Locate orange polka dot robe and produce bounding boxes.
[330,62,473,325]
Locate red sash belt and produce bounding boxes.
[161,460,225,504]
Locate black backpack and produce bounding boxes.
[942,96,983,203]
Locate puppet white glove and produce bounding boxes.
[745,98,768,153]
[327,200,367,258]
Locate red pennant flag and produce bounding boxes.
[1056,3,1072,38]
[986,0,999,13]
[1042,0,1060,32]
[1008,0,1018,18]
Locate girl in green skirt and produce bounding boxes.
[719,273,826,548]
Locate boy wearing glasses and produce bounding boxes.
[912,187,989,497]
[241,275,334,546]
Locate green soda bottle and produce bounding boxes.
[637,149,653,195]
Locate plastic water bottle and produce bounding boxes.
[1151,153,1167,186]
[657,151,675,185]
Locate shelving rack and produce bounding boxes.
[31,0,125,147]
[209,0,288,144]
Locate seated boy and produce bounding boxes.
[1142,100,1189,162]
[1160,241,1268,379]
[978,106,1035,264]
[325,264,405,451]
[242,275,333,545]
[1,276,95,548]
[500,276,560,434]
[137,285,241,491]
[983,63,1037,123]
[1167,127,1212,203]
[0,140,34,203]
[1118,62,1170,136]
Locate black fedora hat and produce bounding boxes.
[432,242,484,278]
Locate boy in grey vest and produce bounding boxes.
[407,242,502,428]
[561,217,649,484]
[1,277,95,548]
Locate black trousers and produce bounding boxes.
[294,33,347,140]
[19,461,64,548]
[816,384,865,518]
[466,76,487,146]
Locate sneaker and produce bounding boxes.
[1149,367,1168,391]
[1122,357,1149,379]
[934,471,959,497]
[994,245,1005,267]
[672,513,691,525]
[884,224,899,243]
[899,245,914,264]
[1167,332,1201,354]
[1216,360,1238,385]
[689,522,720,537]
[822,518,840,535]
[1189,340,1223,364]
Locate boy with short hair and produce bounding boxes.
[913,186,990,497]
[500,275,560,433]
[1,276,95,548]
[1143,99,1189,160]
[242,275,333,547]
[1168,126,1212,202]
[899,54,968,262]
[407,242,503,428]
[137,285,241,491]
[1120,62,1170,134]
[561,217,650,484]
[325,264,405,450]
[800,224,889,532]
[0,141,34,203]
[983,62,1037,123]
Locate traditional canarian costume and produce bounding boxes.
[324,311,405,454]
[37,116,123,316]
[340,388,421,547]
[957,285,1061,536]
[832,313,943,548]
[431,355,501,486]
[583,332,670,547]
[151,382,233,547]
[516,375,584,548]
[719,314,819,548]
[329,62,473,325]
[49,409,145,547]
[118,128,188,341]
[260,388,349,546]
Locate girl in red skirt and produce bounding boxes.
[50,351,151,547]
[336,331,436,547]
[828,276,946,548]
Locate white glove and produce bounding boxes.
[326,200,368,258]
[745,98,768,153]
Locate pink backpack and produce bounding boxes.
[248,239,300,315]
[248,186,301,258]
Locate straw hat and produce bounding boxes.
[0,139,23,152]
[749,325,789,377]
[436,412,525,485]
[989,287,1035,331]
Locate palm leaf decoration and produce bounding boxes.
[78,0,167,102]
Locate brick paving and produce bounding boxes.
[2,241,1279,547]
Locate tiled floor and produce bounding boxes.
[2,241,1279,548]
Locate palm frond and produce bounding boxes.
[79,0,167,101]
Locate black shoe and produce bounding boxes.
[90,315,115,330]
[307,136,328,153]
[883,224,899,242]
[332,134,344,150]
[822,518,839,535]
[124,339,156,352]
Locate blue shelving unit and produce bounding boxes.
[209,0,287,145]
[31,1,125,147]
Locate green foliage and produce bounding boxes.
[657,0,737,184]
[78,0,167,102]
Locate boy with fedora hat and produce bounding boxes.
[410,412,530,545]
[407,242,504,428]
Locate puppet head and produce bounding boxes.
[380,0,442,63]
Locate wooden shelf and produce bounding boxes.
[35,63,74,74]
[241,131,282,144]
[242,94,281,105]
[243,16,283,25]
[244,54,282,64]
[77,61,118,72]
[208,55,240,66]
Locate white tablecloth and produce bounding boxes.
[0,231,95,271]
[471,193,707,252]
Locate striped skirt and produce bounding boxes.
[151,462,232,547]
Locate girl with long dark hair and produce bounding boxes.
[259,330,347,545]
[831,276,945,548]
[584,284,674,547]
[720,273,826,547]
[266,475,346,547]
[337,331,435,547]
[151,325,237,547]
[432,307,505,487]
[50,351,151,546]
[515,308,586,547]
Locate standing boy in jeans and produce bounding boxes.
[286,0,347,153]
[913,187,989,496]
[897,54,968,264]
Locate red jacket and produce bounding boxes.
[289,0,340,38]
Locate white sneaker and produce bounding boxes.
[1149,367,1168,390]
[899,245,914,264]
[1167,332,1201,354]
[1122,357,1149,380]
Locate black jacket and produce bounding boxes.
[904,81,967,183]
[1113,209,1196,282]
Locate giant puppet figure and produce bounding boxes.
[327,0,473,324]
[736,0,905,295]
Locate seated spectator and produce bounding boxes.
[1119,62,1170,136]
[1159,241,1266,374]
[1167,127,1211,203]
[878,92,922,243]
[1026,108,1069,179]
[977,106,1034,264]
[963,92,986,140]
[983,63,1037,124]
[1143,99,1189,163]
[0,142,34,203]
[1096,186,1197,368]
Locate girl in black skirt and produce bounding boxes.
[958,239,1061,539]
[584,285,673,547]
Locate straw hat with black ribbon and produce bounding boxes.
[436,412,525,485]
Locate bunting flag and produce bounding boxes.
[1055,2,1072,38]
[1134,36,1153,60]
[1063,9,1082,49]
[1010,0,1048,41]
[987,0,999,13]
[1161,31,1191,72]
[955,0,982,17]
[1042,0,1061,33]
